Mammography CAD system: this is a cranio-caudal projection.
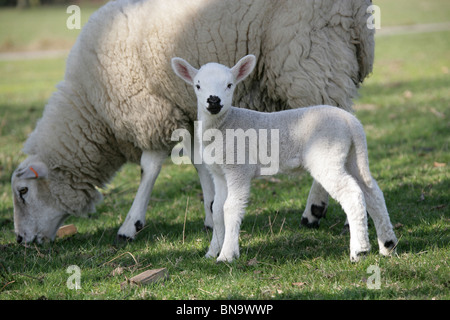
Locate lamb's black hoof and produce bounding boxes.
[300,217,320,229]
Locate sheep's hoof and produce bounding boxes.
[311,203,327,219]
[114,234,133,247]
[380,239,397,257]
[300,217,319,229]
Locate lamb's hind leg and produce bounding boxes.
[301,179,329,228]
[117,150,167,242]
[362,179,398,257]
[312,169,371,262]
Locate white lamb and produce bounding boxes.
[172,55,398,262]
[12,0,375,244]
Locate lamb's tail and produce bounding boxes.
[349,117,373,189]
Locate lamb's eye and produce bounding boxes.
[196,84,201,90]
[227,83,233,89]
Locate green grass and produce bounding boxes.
[374,0,450,26]
[0,4,103,52]
[0,3,449,300]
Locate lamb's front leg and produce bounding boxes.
[117,150,167,241]
[301,179,329,228]
[190,136,215,229]
[217,178,251,263]
[205,173,227,258]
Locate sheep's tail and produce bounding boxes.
[350,118,373,189]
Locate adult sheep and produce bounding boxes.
[12,0,374,244]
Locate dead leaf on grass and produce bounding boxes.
[111,267,124,277]
[432,204,447,210]
[247,257,259,266]
[433,162,446,167]
[292,282,307,288]
[403,90,413,99]
[429,108,445,119]
[394,223,404,229]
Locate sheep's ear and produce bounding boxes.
[172,57,198,85]
[16,162,48,180]
[231,55,256,84]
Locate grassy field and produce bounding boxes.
[0,1,449,300]
[0,3,104,52]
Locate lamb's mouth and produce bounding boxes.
[207,105,223,114]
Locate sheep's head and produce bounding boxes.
[171,55,256,116]
[11,156,68,244]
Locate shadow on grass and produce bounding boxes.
[1,173,447,262]
[360,75,450,98]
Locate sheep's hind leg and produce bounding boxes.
[116,150,167,242]
[301,179,329,228]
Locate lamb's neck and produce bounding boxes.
[197,107,231,133]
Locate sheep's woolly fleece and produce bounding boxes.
[23,0,374,215]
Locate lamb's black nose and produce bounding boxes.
[207,95,222,114]
[16,234,23,244]
[207,95,221,105]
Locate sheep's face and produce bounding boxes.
[172,55,256,116]
[11,157,68,244]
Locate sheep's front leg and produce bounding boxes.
[205,173,227,258]
[116,150,167,242]
[217,178,251,263]
[195,165,215,229]
[301,179,329,228]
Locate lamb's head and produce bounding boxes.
[11,156,68,244]
[171,55,256,116]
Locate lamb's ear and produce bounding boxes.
[171,57,198,85]
[231,55,256,84]
[16,162,48,180]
